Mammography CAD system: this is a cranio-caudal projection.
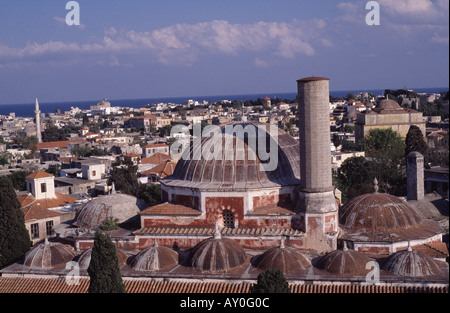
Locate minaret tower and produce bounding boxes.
[296,77,338,252]
[35,98,42,143]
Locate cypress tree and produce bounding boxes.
[405,125,428,162]
[0,179,31,269]
[88,230,126,293]
[250,269,291,293]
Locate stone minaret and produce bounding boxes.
[297,77,338,252]
[35,98,42,143]
[407,151,424,201]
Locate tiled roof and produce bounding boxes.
[21,204,61,221]
[141,153,172,165]
[17,192,77,211]
[140,202,202,216]
[0,277,447,293]
[142,161,176,178]
[134,226,304,237]
[142,144,168,149]
[36,139,88,150]
[26,171,53,179]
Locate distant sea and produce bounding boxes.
[0,87,447,118]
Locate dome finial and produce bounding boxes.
[373,178,379,193]
[407,241,412,252]
[214,221,222,239]
[154,239,158,248]
[280,237,286,249]
[343,241,348,251]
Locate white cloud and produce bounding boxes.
[253,57,268,68]
[0,19,330,66]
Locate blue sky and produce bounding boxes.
[0,0,448,105]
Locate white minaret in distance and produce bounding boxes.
[35,98,42,143]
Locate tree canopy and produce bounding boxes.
[0,179,31,269]
[250,269,291,293]
[88,230,125,293]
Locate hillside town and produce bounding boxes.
[0,83,449,294]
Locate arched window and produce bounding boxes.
[222,210,235,229]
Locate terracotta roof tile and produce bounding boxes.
[140,202,202,216]
[21,204,61,221]
[26,171,53,179]
[17,192,77,211]
[36,139,88,150]
[141,153,172,165]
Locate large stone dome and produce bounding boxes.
[251,241,311,273]
[339,190,443,243]
[163,122,300,191]
[130,242,179,272]
[23,239,76,269]
[186,230,247,272]
[75,193,148,230]
[382,245,443,277]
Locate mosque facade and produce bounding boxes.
[1,77,448,292]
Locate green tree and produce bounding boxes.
[250,269,291,293]
[0,180,32,269]
[344,124,355,134]
[108,160,140,196]
[88,231,126,293]
[0,171,31,191]
[138,184,161,206]
[405,125,428,160]
[42,121,66,142]
[363,128,406,195]
[334,157,375,203]
[332,133,341,149]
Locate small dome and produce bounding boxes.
[186,229,246,272]
[252,242,311,273]
[339,187,442,242]
[77,247,128,270]
[75,193,148,230]
[130,242,179,272]
[314,243,371,276]
[23,239,76,269]
[382,245,443,277]
[375,99,402,111]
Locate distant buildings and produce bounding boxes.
[355,98,426,145]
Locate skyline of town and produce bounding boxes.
[0,0,448,105]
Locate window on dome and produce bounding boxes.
[222,210,235,229]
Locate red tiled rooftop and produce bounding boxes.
[36,139,88,150]
[17,192,77,211]
[140,202,202,216]
[20,204,61,222]
[0,277,447,293]
[142,143,168,149]
[26,171,53,179]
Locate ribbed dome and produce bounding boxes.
[339,189,442,242]
[186,230,247,272]
[314,243,371,276]
[163,122,300,191]
[77,247,128,270]
[374,99,402,111]
[75,193,148,230]
[252,242,311,273]
[382,245,443,277]
[130,242,179,271]
[23,239,76,269]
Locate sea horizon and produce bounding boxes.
[1,87,448,118]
